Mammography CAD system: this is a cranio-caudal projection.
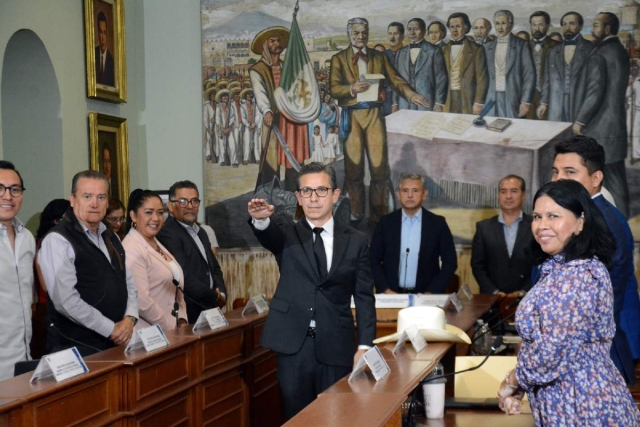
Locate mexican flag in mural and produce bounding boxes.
[274,4,321,123]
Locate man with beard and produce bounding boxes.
[472,18,494,46]
[538,12,593,123]
[428,21,447,48]
[483,10,535,118]
[330,17,428,223]
[528,11,559,119]
[250,27,309,191]
[393,18,447,112]
[442,12,488,114]
[574,12,631,218]
[241,89,262,165]
[382,22,405,116]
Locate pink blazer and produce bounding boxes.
[123,228,187,331]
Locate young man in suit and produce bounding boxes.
[528,11,559,119]
[248,162,376,420]
[471,174,534,296]
[157,180,226,324]
[95,11,115,86]
[370,174,457,294]
[552,136,639,386]
[442,12,488,115]
[483,9,536,118]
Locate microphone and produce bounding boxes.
[403,248,410,290]
[405,337,503,426]
[49,322,102,353]
[469,295,523,341]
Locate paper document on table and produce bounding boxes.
[442,116,473,135]
[357,74,385,102]
[410,115,442,141]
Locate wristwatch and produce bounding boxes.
[126,315,138,326]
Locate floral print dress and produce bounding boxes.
[515,255,640,426]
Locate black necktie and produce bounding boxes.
[312,227,328,278]
[450,39,464,46]
[533,39,544,46]
[410,43,422,49]
[564,39,578,46]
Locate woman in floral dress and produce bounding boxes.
[497,180,640,426]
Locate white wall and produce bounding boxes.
[0,0,204,224]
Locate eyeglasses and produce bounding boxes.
[297,187,332,198]
[105,216,125,224]
[170,198,201,207]
[0,184,25,197]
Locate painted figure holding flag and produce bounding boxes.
[250,12,321,191]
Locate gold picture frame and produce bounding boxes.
[89,113,129,203]
[84,0,127,103]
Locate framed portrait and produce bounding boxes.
[84,0,127,103]
[89,113,129,204]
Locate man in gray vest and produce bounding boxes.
[528,11,559,119]
[538,12,593,122]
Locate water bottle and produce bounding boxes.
[473,320,492,355]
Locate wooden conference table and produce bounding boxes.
[287,294,535,427]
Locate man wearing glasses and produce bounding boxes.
[157,180,226,324]
[248,162,376,420]
[0,161,35,380]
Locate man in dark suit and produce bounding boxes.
[157,180,226,324]
[393,18,448,112]
[382,22,405,116]
[95,11,115,86]
[248,162,376,419]
[527,11,559,119]
[574,12,631,218]
[471,175,534,295]
[330,17,428,222]
[442,13,488,115]
[370,174,457,294]
[538,12,592,122]
[552,136,639,385]
[484,10,536,118]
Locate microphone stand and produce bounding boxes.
[403,248,410,291]
[405,337,504,427]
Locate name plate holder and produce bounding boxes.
[30,347,89,383]
[241,295,270,315]
[348,346,391,382]
[125,325,170,352]
[392,324,427,356]
[449,292,464,313]
[193,307,229,332]
[458,284,473,301]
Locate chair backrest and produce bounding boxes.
[454,356,518,399]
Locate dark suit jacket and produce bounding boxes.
[157,216,226,324]
[471,213,534,294]
[251,216,376,367]
[442,38,489,113]
[370,208,457,294]
[393,40,448,110]
[541,36,593,122]
[330,45,416,107]
[484,34,536,117]
[576,37,629,164]
[593,195,637,385]
[95,46,115,87]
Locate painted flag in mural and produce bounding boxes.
[274,5,321,123]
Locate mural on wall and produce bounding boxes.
[201,0,640,248]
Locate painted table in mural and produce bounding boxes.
[386,110,572,210]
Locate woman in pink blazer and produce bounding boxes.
[123,189,187,331]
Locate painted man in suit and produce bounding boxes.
[393,18,448,112]
[330,17,428,222]
[528,11,559,120]
[442,13,488,115]
[382,22,405,116]
[471,175,534,296]
[538,12,593,123]
[248,162,376,419]
[472,18,494,46]
[552,136,639,385]
[370,174,457,294]
[484,10,536,118]
[574,13,631,218]
[428,21,447,48]
[95,11,115,87]
[157,180,226,324]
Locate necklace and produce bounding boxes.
[155,244,169,261]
